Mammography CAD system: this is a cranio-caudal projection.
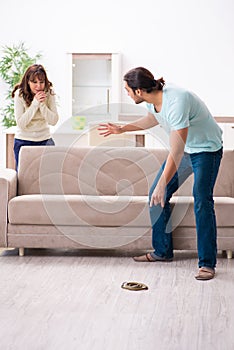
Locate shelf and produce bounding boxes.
[72,85,111,88]
[214,117,234,123]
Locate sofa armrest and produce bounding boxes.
[0,169,17,246]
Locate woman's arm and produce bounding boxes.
[150,127,188,207]
[14,93,40,129]
[98,112,158,136]
[39,93,59,126]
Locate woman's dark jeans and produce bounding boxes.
[149,148,223,269]
[14,138,55,171]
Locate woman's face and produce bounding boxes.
[28,75,45,95]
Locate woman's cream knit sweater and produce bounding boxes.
[14,89,59,141]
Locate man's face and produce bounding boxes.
[124,82,145,104]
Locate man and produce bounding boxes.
[99,67,223,280]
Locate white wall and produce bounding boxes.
[1,0,234,166]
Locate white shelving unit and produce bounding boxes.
[67,52,121,127]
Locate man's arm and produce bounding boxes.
[150,127,188,207]
[98,112,158,136]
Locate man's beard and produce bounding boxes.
[134,96,145,104]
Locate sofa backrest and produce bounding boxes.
[214,149,234,197]
[17,146,234,197]
[18,146,168,196]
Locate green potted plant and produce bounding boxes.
[0,42,42,128]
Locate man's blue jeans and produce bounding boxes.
[149,148,223,269]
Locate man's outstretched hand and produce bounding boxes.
[98,123,123,137]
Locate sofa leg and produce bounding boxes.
[19,248,25,257]
[226,250,233,259]
[221,250,226,257]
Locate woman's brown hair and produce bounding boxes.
[124,67,165,94]
[12,64,53,106]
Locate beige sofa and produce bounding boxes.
[0,146,234,258]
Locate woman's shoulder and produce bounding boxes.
[14,88,25,103]
[14,88,20,98]
[46,88,56,98]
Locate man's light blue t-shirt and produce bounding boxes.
[146,85,223,153]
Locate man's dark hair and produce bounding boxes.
[124,67,165,93]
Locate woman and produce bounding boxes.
[99,67,223,280]
[12,64,59,170]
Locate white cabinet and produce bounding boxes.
[218,123,234,149]
[70,53,120,121]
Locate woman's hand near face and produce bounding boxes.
[35,91,46,103]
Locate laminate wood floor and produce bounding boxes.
[0,248,234,350]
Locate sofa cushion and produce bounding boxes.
[170,196,234,227]
[8,195,234,228]
[8,194,150,227]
